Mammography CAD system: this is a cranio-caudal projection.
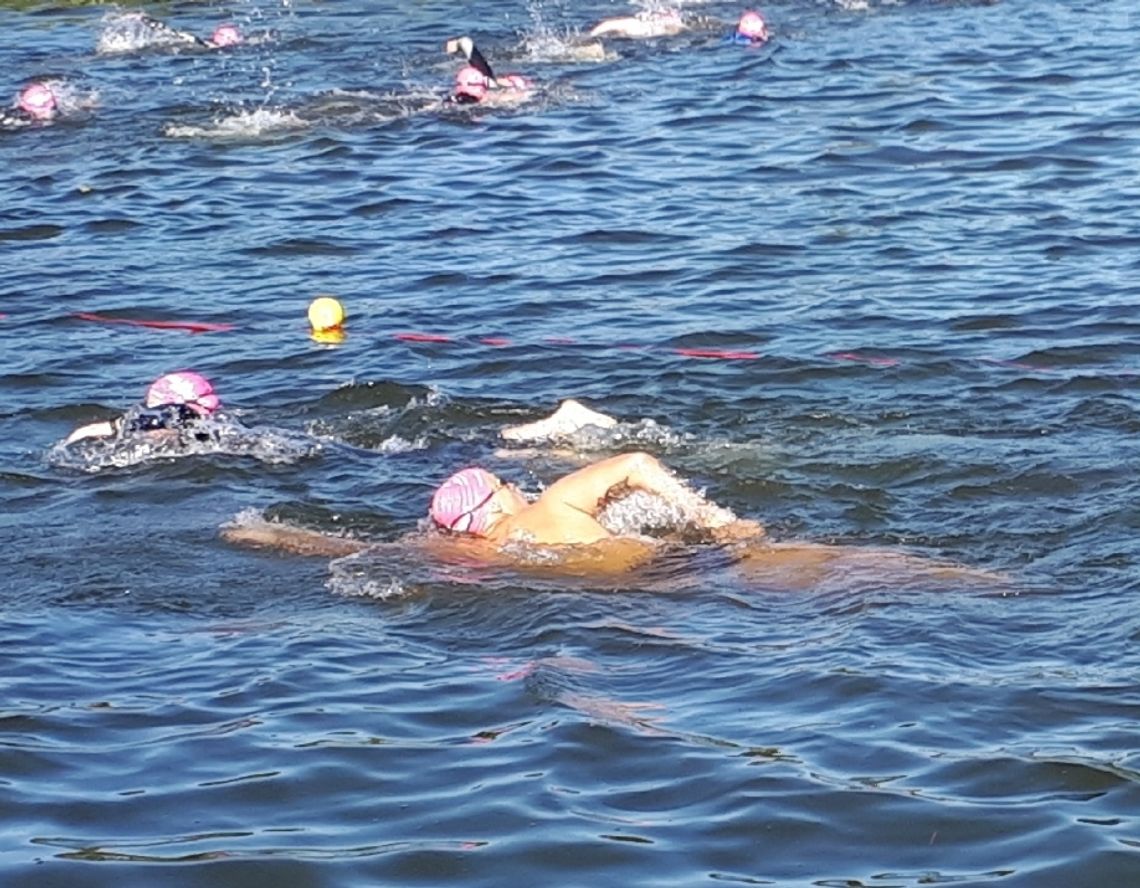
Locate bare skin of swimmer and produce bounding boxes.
[588,10,687,39]
[65,420,117,444]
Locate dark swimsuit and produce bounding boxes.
[118,403,212,440]
[136,14,210,47]
[0,108,38,129]
[465,44,497,81]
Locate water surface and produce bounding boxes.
[2,0,1140,884]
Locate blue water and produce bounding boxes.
[3,0,1140,884]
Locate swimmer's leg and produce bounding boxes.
[221,515,369,558]
[500,399,618,442]
[732,542,1009,589]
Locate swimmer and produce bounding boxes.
[588,8,688,39]
[224,449,762,573]
[445,36,533,105]
[727,9,769,44]
[65,371,222,445]
[97,13,243,53]
[428,452,761,546]
[0,81,58,129]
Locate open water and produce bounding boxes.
[3,0,1140,884]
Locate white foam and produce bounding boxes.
[326,550,412,600]
[162,107,307,140]
[47,418,321,473]
[502,417,688,452]
[96,12,198,54]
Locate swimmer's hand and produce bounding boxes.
[693,500,744,530]
[711,519,766,543]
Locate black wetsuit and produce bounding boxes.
[134,14,211,48]
[118,403,213,440]
[466,44,497,81]
[0,107,40,130]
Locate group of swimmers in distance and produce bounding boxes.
[3,7,771,129]
[61,371,1001,586]
[1,13,245,130]
[445,8,769,106]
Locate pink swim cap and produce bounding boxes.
[454,65,488,102]
[145,371,221,416]
[430,467,501,535]
[737,10,769,41]
[210,23,243,47]
[18,82,57,120]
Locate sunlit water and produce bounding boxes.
[3,0,1140,884]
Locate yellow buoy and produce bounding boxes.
[311,328,346,346]
[308,296,345,332]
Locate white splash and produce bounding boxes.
[327,550,411,600]
[47,418,321,473]
[162,107,307,140]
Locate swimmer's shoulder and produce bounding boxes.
[495,496,613,546]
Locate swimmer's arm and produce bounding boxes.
[65,420,118,445]
[221,519,369,558]
[542,451,758,534]
[467,44,498,84]
[445,35,498,83]
[139,14,202,45]
[588,17,636,38]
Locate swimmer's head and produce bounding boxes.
[736,10,769,42]
[17,82,57,121]
[209,23,243,47]
[454,65,488,103]
[430,467,501,536]
[145,371,220,416]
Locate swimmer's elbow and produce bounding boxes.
[621,450,661,474]
[613,451,669,490]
